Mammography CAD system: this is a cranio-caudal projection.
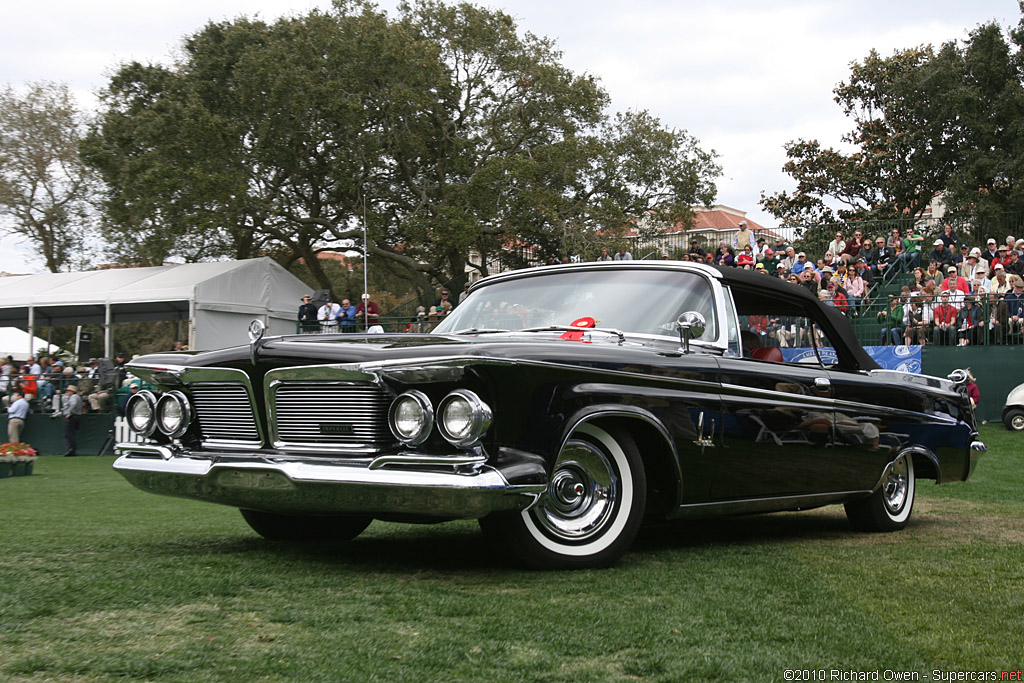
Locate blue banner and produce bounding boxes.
[780,345,922,373]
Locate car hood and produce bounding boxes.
[130,332,695,373]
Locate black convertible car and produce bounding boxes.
[113,262,985,568]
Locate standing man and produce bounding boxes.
[613,247,632,260]
[338,298,358,332]
[62,385,83,457]
[357,294,380,330]
[298,294,318,333]
[318,296,341,331]
[7,391,29,442]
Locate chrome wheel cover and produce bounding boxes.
[532,437,618,542]
[882,456,909,515]
[1012,414,1024,431]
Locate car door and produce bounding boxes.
[714,355,835,499]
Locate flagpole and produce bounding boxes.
[362,204,369,328]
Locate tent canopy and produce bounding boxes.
[0,258,311,354]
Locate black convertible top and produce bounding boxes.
[709,264,879,371]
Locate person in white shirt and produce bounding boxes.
[317,297,342,330]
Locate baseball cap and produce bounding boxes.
[797,252,806,258]
[988,238,997,245]
[933,238,943,246]
[994,263,1005,270]
[739,220,748,227]
[776,263,785,269]
[947,265,957,272]
[755,263,765,270]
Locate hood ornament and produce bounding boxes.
[248,319,267,364]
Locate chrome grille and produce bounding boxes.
[190,383,262,447]
[273,382,392,450]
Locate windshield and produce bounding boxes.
[434,268,718,340]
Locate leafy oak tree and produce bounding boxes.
[0,82,96,272]
[85,0,718,292]
[761,12,1024,230]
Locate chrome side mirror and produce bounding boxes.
[676,311,706,354]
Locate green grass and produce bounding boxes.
[1,426,1021,682]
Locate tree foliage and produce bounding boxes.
[0,82,96,272]
[761,11,1024,228]
[84,0,718,290]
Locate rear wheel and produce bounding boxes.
[844,452,915,532]
[479,423,646,569]
[240,509,372,542]
[1004,408,1024,431]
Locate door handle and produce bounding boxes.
[814,377,831,392]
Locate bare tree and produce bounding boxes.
[0,81,96,272]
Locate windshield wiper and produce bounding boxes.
[450,328,512,335]
[519,325,626,345]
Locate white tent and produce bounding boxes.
[0,258,310,356]
[0,328,61,360]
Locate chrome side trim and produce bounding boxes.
[670,490,870,519]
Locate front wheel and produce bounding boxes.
[1004,408,1024,431]
[240,509,372,542]
[844,452,915,532]
[479,423,646,569]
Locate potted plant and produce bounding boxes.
[0,442,37,477]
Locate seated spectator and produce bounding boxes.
[1006,249,1024,277]
[1005,276,1024,339]
[932,291,958,345]
[845,266,866,311]
[736,245,755,269]
[825,279,849,314]
[954,243,969,266]
[877,296,905,345]
[991,265,1012,296]
[987,291,1010,345]
[939,223,958,248]
[928,239,954,270]
[942,266,970,297]
[983,238,999,268]
[993,245,1012,272]
[955,297,983,346]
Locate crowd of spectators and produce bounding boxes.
[1,351,146,416]
[600,223,1024,347]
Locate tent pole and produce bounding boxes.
[188,299,196,350]
[104,303,113,358]
[27,305,34,359]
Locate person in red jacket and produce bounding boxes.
[931,291,959,345]
[941,265,970,296]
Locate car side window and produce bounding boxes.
[738,314,837,368]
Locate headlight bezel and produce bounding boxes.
[388,390,434,446]
[155,390,192,438]
[125,390,159,437]
[437,389,492,447]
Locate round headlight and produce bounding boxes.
[126,390,158,437]
[438,390,491,447]
[388,391,433,445]
[156,391,192,438]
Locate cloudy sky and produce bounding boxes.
[1,0,1020,273]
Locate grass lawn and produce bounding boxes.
[1,425,1021,682]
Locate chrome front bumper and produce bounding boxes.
[113,443,547,519]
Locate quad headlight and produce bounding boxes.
[388,391,434,445]
[155,391,192,438]
[125,390,158,437]
[438,390,492,447]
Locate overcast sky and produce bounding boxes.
[1,0,1020,273]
